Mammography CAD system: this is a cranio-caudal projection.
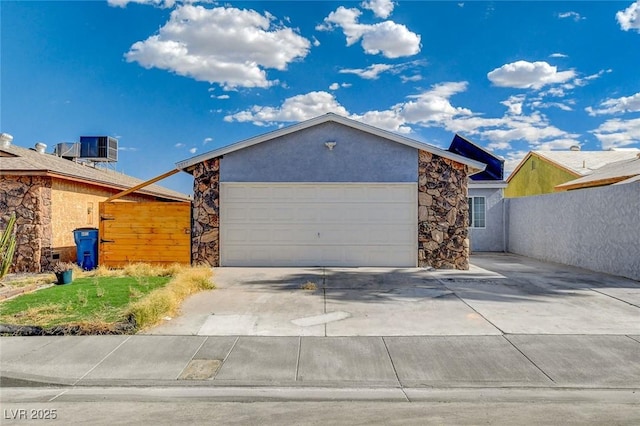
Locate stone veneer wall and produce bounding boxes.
[191,158,220,266]
[418,150,470,270]
[0,176,53,273]
[1,175,171,272]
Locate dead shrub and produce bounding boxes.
[300,281,318,291]
[126,267,214,330]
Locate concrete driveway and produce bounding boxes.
[146,253,640,336]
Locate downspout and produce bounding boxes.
[502,189,508,253]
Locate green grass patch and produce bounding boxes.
[0,275,171,327]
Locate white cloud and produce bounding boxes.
[549,53,568,58]
[361,0,395,19]
[329,82,354,90]
[189,147,198,154]
[558,11,585,22]
[486,141,511,151]
[436,94,581,150]
[225,81,581,153]
[203,137,213,144]
[401,74,422,83]
[501,95,525,115]
[108,0,175,8]
[125,5,310,89]
[591,117,640,149]
[586,92,640,116]
[339,63,394,79]
[449,113,580,149]
[224,91,349,125]
[535,139,582,150]
[503,151,528,175]
[174,143,185,148]
[353,110,411,134]
[216,95,230,100]
[573,69,611,86]
[617,1,640,32]
[317,6,420,58]
[487,60,576,89]
[117,146,139,152]
[400,82,472,124]
[530,101,574,112]
[539,87,567,98]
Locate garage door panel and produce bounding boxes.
[223,245,414,267]
[224,223,414,246]
[220,183,417,267]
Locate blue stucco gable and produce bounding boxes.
[219,121,418,182]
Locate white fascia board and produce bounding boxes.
[468,180,508,189]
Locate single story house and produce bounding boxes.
[176,113,485,270]
[555,153,640,191]
[0,135,190,273]
[448,134,507,252]
[505,148,640,198]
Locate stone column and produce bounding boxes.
[191,158,220,266]
[0,176,52,273]
[418,150,470,270]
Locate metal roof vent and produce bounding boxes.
[35,142,47,154]
[569,145,581,151]
[0,133,13,148]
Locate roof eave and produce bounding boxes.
[555,175,637,191]
[468,180,508,189]
[2,169,190,202]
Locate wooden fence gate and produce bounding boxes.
[99,201,191,268]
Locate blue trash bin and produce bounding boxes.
[73,228,98,270]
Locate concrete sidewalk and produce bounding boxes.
[2,334,640,391]
[2,254,640,410]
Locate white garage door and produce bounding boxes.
[220,183,417,267]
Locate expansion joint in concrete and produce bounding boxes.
[381,336,408,402]
[503,335,556,384]
[437,278,506,335]
[589,288,640,309]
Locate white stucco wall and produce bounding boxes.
[507,182,640,281]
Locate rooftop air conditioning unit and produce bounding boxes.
[79,136,118,162]
[54,142,81,159]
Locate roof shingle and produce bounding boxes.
[0,143,190,201]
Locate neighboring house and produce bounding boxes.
[0,136,190,273]
[505,148,640,198]
[555,154,640,191]
[448,134,507,252]
[176,113,485,269]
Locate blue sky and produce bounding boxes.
[2,0,640,194]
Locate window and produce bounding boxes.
[468,196,486,228]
